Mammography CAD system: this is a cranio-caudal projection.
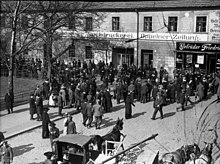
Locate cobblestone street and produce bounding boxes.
[3,95,220,164]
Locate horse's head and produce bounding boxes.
[115,117,124,131]
[202,142,213,157]
[182,144,201,161]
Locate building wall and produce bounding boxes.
[93,9,220,77]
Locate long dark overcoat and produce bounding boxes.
[42,110,51,138]
[125,96,135,119]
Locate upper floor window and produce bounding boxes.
[68,15,75,30]
[112,17,120,31]
[143,17,152,31]
[168,17,178,32]
[85,17,92,31]
[196,16,207,32]
[1,14,6,27]
[85,46,92,59]
[69,40,75,57]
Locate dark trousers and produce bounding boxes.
[87,116,93,127]
[177,103,185,111]
[58,106,63,115]
[152,106,163,119]
[95,116,102,129]
[36,106,42,121]
[82,114,88,126]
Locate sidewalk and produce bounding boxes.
[0,100,80,140]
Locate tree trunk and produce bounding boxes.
[8,0,21,111]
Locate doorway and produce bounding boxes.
[141,50,153,68]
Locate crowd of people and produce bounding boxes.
[2,58,220,164]
[27,60,220,129]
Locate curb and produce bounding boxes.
[5,109,81,140]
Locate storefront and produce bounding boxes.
[176,42,220,74]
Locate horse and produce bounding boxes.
[189,142,213,164]
[161,144,201,164]
[90,117,125,154]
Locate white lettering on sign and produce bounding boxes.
[60,29,208,42]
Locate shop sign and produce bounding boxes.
[209,11,220,42]
[176,42,220,52]
[61,29,208,42]
[197,55,204,64]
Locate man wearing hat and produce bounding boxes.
[176,89,186,112]
[49,122,60,148]
[65,114,76,134]
[0,140,13,164]
[151,91,164,120]
[125,92,135,119]
[42,107,52,139]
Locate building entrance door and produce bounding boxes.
[141,50,153,68]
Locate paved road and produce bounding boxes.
[0,94,220,164]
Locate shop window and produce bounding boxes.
[85,46,92,59]
[143,17,152,31]
[68,14,75,30]
[85,17,92,31]
[196,16,206,32]
[112,17,120,31]
[168,17,178,32]
[69,40,75,57]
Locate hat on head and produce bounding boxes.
[44,107,50,111]
[49,122,56,127]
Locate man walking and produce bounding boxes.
[66,115,77,134]
[0,141,13,164]
[92,100,104,129]
[151,92,164,120]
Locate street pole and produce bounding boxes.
[136,9,139,68]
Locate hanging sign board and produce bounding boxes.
[197,55,204,64]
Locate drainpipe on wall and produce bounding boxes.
[136,9,139,68]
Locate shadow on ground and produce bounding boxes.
[13,143,35,157]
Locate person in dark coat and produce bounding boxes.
[57,93,63,116]
[29,93,36,120]
[151,84,159,102]
[42,108,51,139]
[125,93,135,119]
[202,77,209,99]
[43,79,50,100]
[176,89,186,111]
[0,141,13,164]
[196,81,204,102]
[35,95,43,121]
[81,100,88,127]
[4,90,14,114]
[140,81,148,103]
[116,80,122,104]
[151,92,164,120]
[104,89,112,113]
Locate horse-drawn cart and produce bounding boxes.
[51,134,100,164]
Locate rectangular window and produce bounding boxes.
[85,17,92,31]
[143,17,152,31]
[112,17,120,31]
[85,46,92,59]
[69,41,75,57]
[1,14,6,27]
[68,15,75,30]
[168,17,178,32]
[196,16,207,32]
